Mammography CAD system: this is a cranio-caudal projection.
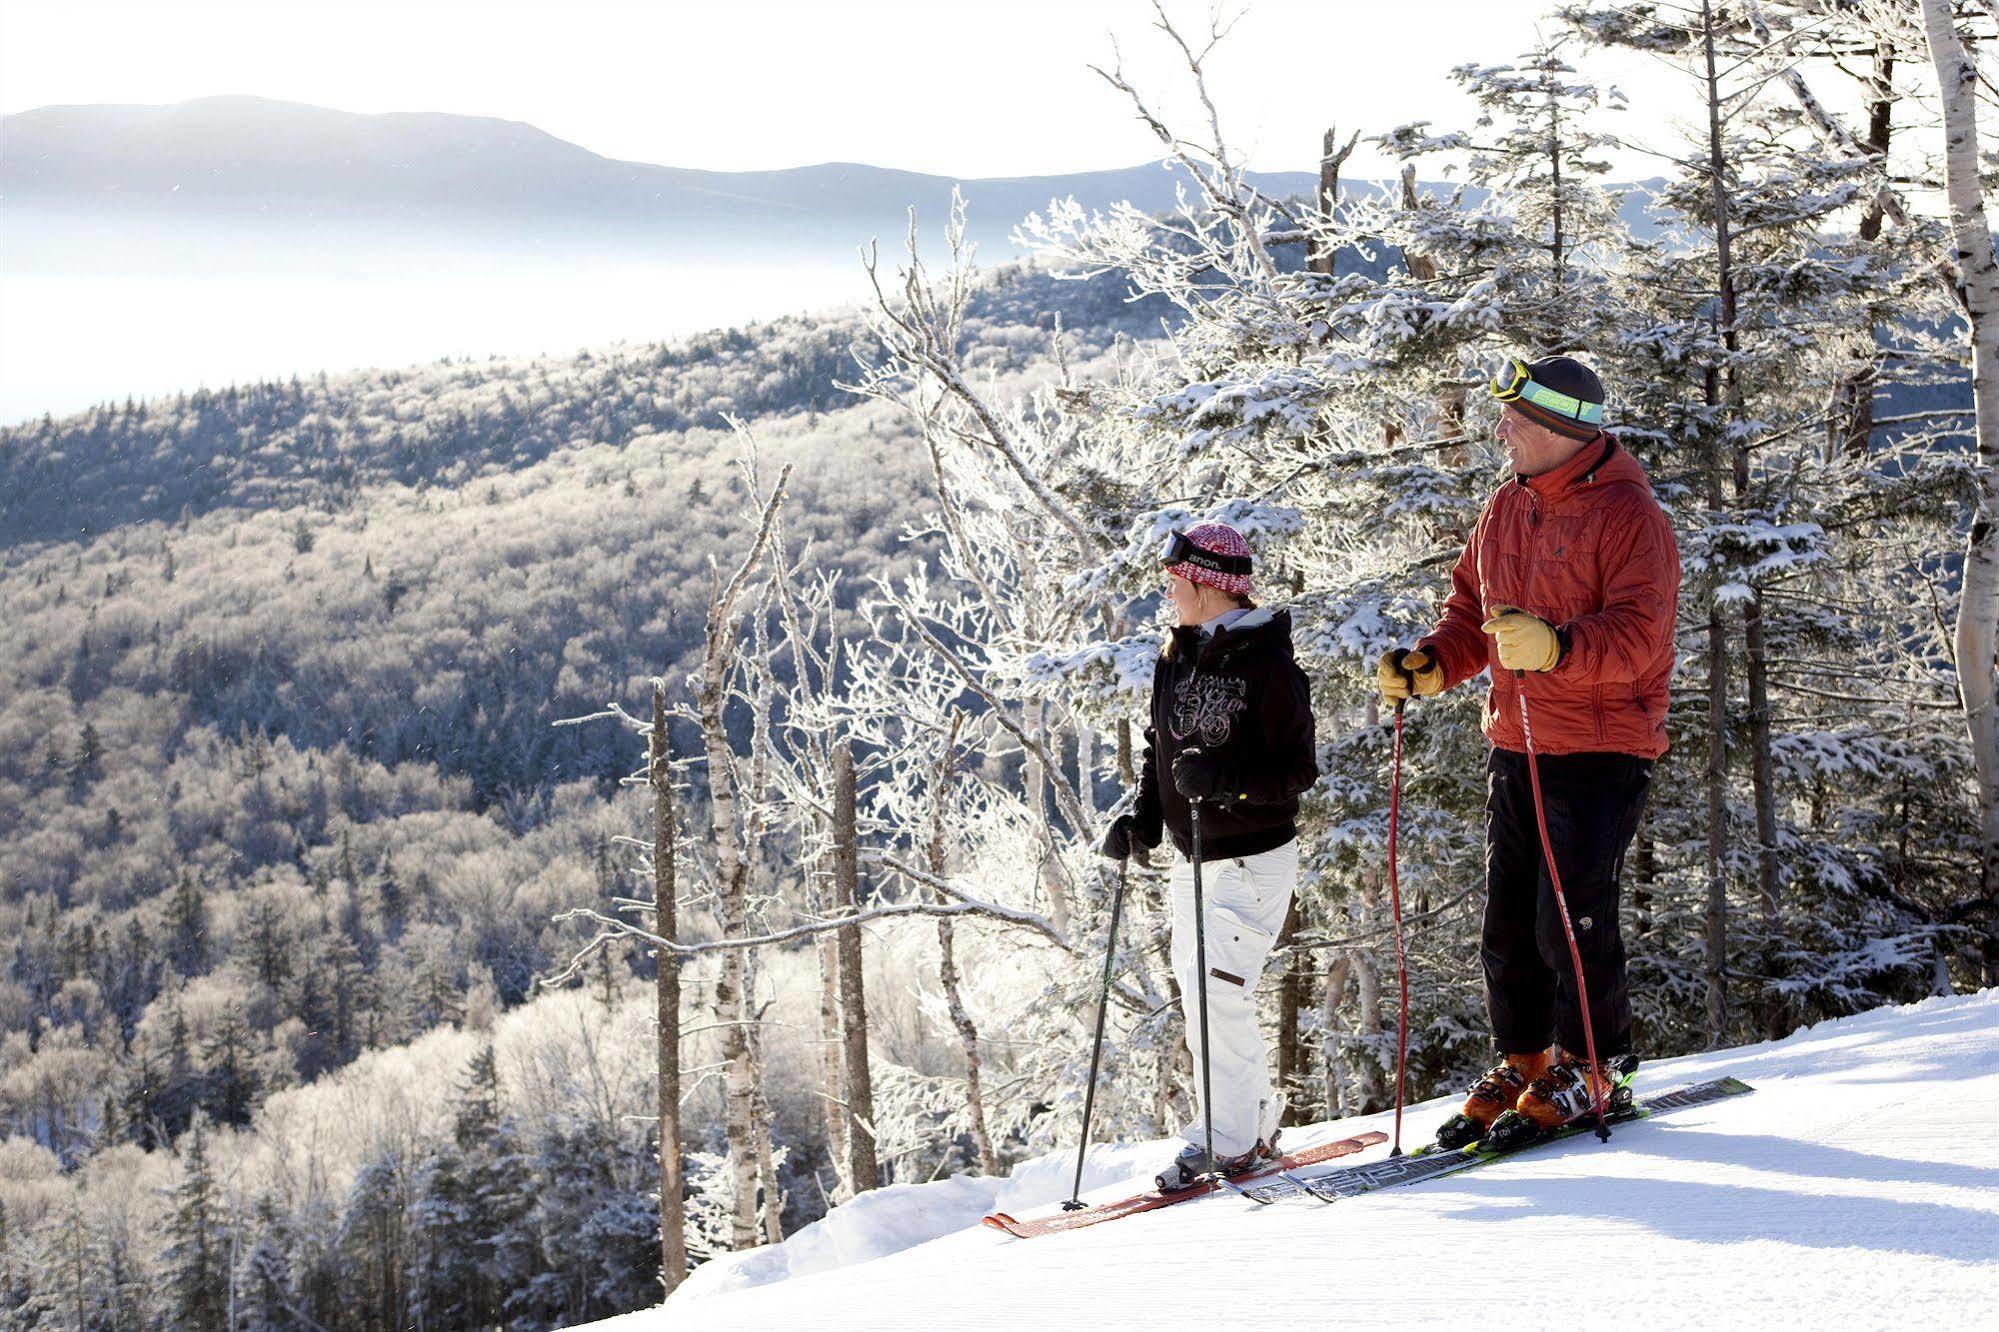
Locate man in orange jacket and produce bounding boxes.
[1377,354,1680,1145]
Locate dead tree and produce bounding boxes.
[926,712,999,1173]
[1274,897,1307,1125]
[831,740,881,1192]
[651,683,687,1293]
[1309,126,1359,279]
[694,456,793,1247]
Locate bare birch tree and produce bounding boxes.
[1923,0,1999,939]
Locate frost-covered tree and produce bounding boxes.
[1566,0,1966,1053]
[159,1116,228,1332]
[407,1045,528,1328]
[233,1198,296,1332]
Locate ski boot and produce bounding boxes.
[1434,1051,1551,1150]
[1487,1051,1639,1151]
[1152,1133,1279,1193]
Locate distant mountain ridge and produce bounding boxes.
[2,95,1321,249]
[0,95,1660,424]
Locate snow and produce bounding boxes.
[593,990,1999,1330]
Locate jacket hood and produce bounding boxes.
[1165,606,1296,665]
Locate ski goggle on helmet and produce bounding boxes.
[1159,530,1252,578]
[1487,356,1605,426]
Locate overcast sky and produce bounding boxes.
[0,0,1705,180]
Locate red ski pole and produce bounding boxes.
[1515,672,1611,1141]
[1387,699,1411,1156]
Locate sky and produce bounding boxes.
[0,0,1700,181]
[0,0,1858,424]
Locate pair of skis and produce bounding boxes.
[984,1075,1754,1238]
[1244,1074,1752,1204]
[982,1129,1387,1239]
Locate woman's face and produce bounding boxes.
[1165,571,1208,626]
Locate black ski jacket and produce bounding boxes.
[1135,606,1320,861]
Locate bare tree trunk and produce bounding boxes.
[1925,0,1999,934]
[801,803,851,1203]
[1309,126,1358,278]
[1157,1028,1185,1134]
[1745,595,1783,1039]
[1727,188,1780,1019]
[1700,0,1737,1049]
[1400,166,1468,444]
[1027,698,1074,939]
[1704,611,1730,1048]
[1836,44,1895,459]
[650,684,687,1294]
[1322,954,1352,1119]
[1685,0,1781,1045]
[715,972,759,1245]
[706,739,761,1244]
[1548,83,1567,330]
[1115,709,1182,1130]
[815,926,850,1201]
[1349,870,1386,1108]
[832,741,881,1192]
[1275,898,1305,1125]
[1113,713,1183,1133]
[927,716,998,1174]
[751,1048,784,1245]
[1076,720,1097,817]
[698,460,790,1248]
[1352,944,1383,1110]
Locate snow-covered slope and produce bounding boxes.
[605,991,1999,1330]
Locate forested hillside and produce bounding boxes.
[0,258,1167,1327]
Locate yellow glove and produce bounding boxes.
[1377,647,1445,704]
[1481,605,1563,672]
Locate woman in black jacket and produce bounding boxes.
[1101,520,1319,1189]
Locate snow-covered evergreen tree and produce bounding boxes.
[159,1116,228,1332]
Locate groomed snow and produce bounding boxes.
[595,990,1999,1330]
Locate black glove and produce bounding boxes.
[1099,813,1159,861]
[1172,747,1228,800]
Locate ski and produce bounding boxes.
[982,1129,1388,1239]
[1243,1076,1754,1205]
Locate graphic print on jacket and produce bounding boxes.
[1170,672,1250,748]
[1136,607,1320,861]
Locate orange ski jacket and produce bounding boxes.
[1416,434,1680,759]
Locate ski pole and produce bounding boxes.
[1190,802,1218,1177]
[1515,671,1612,1142]
[1388,699,1410,1156]
[1063,855,1129,1211]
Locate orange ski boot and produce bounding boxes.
[1434,1051,1551,1149]
[1488,1051,1640,1149]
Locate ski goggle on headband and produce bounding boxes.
[1488,356,1605,426]
[1160,530,1251,577]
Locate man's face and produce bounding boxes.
[1495,404,1583,476]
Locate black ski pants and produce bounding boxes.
[1482,747,1653,1058]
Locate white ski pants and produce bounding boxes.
[1168,837,1297,1158]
